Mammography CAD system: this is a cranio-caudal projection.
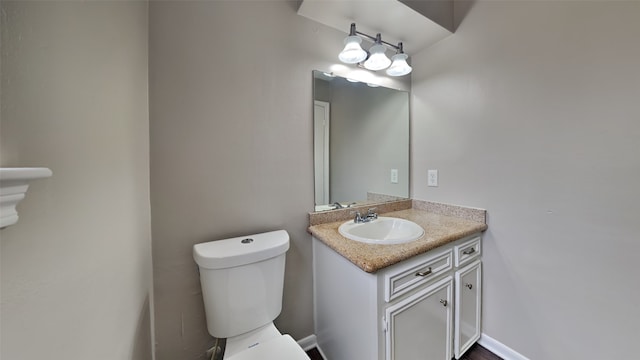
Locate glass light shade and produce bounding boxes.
[363,44,391,71]
[386,53,412,76]
[338,36,368,64]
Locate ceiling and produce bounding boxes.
[297,0,453,55]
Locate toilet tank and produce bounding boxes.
[193,230,290,338]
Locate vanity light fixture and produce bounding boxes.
[338,23,412,77]
[364,34,392,71]
[338,33,368,64]
[386,43,412,77]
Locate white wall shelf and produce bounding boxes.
[0,167,52,229]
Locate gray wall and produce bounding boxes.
[4,1,636,359]
[314,78,331,102]
[0,2,152,360]
[148,2,351,358]
[411,1,640,359]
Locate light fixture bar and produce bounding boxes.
[353,28,402,53]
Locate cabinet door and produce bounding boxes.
[454,261,482,359]
[384,276,453,360]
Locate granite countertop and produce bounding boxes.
[308,208,488,273]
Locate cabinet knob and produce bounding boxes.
[465,283,473,290]
[439,299,448,307]
[462,247,476,255]
[415,267,432,277]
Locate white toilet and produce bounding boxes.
[193,230,310,360]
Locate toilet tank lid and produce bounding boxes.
[193,230,290,270]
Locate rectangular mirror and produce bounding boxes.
[313,70,409,212]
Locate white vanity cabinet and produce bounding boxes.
[313,234,482,360]
[385,276,454,360]
[454,260,482,358]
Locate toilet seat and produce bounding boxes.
[225,335,310,360]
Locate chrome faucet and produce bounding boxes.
[352,208,378,223]
[332,202,357,209]
[367,208,378,220]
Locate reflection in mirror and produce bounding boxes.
[313,70,409,212]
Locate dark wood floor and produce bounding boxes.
[460,343,503,360]
[305,347,323,360]
[305,343,502,360]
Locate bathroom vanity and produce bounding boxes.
[309,203,486,360]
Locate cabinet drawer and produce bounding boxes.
[385,249,453,302]
[454,236,481,267]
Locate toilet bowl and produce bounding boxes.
[193,230,309,360]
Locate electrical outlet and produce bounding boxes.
[390,169,398,184]
[427,169,438,187]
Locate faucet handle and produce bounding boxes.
[367,208,378,220]
[350,210,364,223]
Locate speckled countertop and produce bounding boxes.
[308,206,488,273]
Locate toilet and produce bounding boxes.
[193,230,310,360]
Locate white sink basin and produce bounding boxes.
[338,217,425,245]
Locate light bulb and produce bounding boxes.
[363,44,391,71]
[338,36,367,64]
[386,53,412,76]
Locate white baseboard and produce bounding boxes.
[478,333,529,360]
[296,334,317,351]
